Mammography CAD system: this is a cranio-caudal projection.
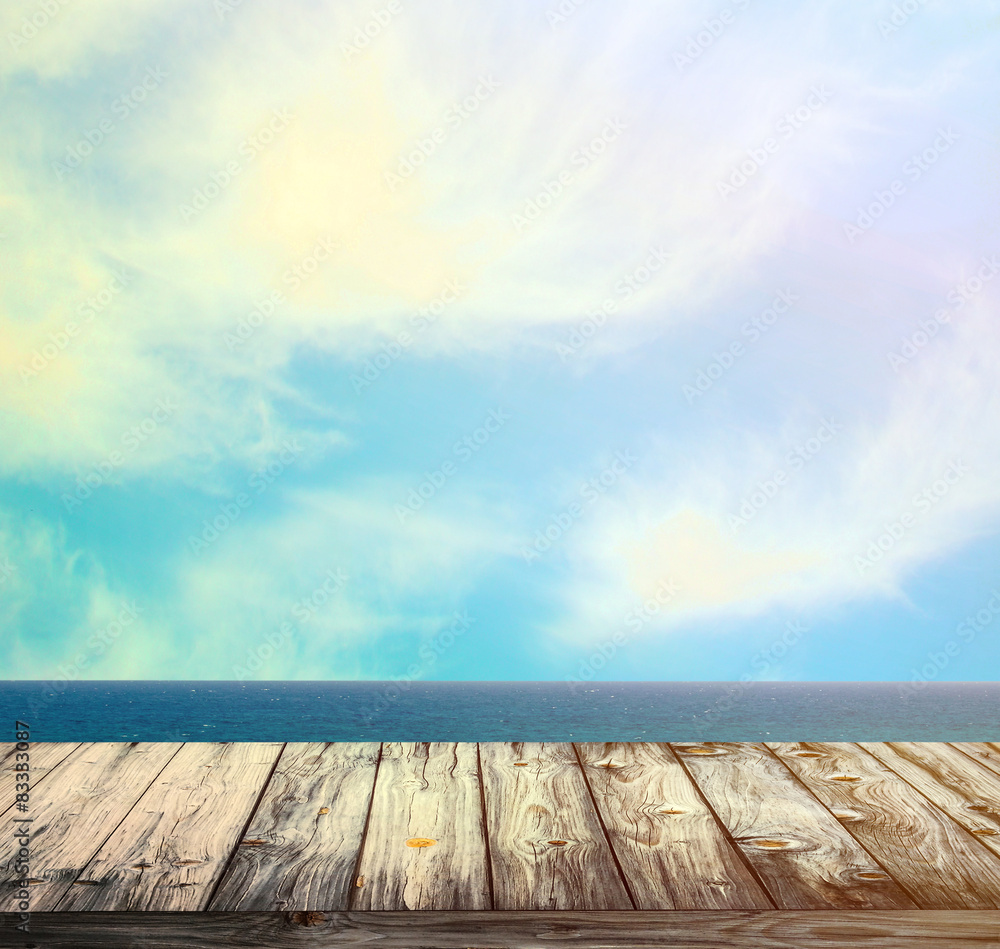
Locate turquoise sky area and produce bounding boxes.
[2,0,1000,684]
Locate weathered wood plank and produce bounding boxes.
[479,742,632,910]
[0,742,180,910]
[672,742,915,909]
[952,742,1000,778]
[352,742,488,910]
[0,742,83,820]
[576,742,772,910]
[770,741,1000,909]
[52,742,283,911]
[5,911,1000,948]
[210,742,379,911]
[861,742,1000,858]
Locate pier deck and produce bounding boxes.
[3,741,1000,946]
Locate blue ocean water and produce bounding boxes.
[1,681,998,742]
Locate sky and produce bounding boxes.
[1,0,999,684]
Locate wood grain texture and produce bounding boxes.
[5,911,1000,948]
[210,742,379,912]
[952,742,1000,778]
[576,742,772,910]
[0,742,83,820]
[672,742,915,910]
[1,742,180,910]
[770,741,1000,909]
[352,742,489,910]
[861,742,1000,858]
[53,742,283,911]
[480,742,633,910]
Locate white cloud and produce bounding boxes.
[171,485,519,678]
[543,292,1000,646]
[0,505,168,679]
[4,0,983,484]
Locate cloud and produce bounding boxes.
[0,504,169,679]
[625,508,821,610]
[2,0,998,677]
[5,0,971,486]
[543,290,1000,646]
[1,0,183,81]
[170,485,519,679]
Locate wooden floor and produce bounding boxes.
[3,741,1000,947]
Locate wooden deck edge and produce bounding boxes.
[3,911,1000,948]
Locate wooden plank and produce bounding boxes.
[861,742,1000,858]
[952,742,1000,778]
[0,742,83,819]
[52,742,283,911]
[352,742,489,910]
[0,742,180,910]
[770,741,1000,909]
[576,742,772,910]
[6,911,1000,948]
[210,742,379,911]
[672,742,915,909]
[479,742,632,910]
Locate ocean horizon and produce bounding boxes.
[2,680,998,743]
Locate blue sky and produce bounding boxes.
[2,0,1000,683]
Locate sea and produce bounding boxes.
[1,681,998,742]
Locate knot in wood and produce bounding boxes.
[674,744,728,756]
[741,835,812,852]
[851,869,889,881]
[830,806,864,821]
